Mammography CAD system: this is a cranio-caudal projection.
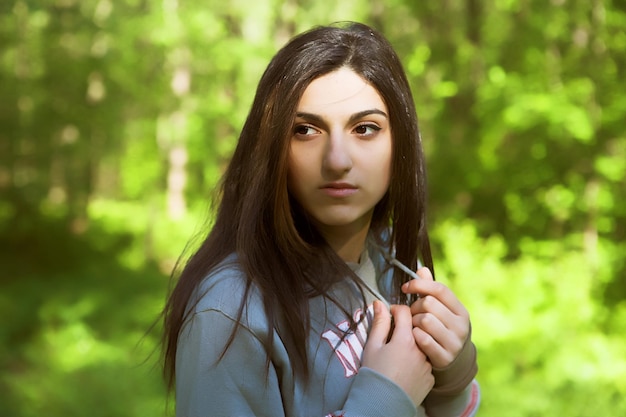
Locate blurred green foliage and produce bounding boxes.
[1,0,625,415]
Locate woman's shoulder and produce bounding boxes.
[190,253,267,328]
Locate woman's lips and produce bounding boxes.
[320,182,358,197]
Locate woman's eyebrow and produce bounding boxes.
[295,112,326,126]
[348,109,388,124]
[295,109,388,126]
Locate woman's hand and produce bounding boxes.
[362,300,434,406]
[401,268,470,369]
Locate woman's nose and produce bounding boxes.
[322,133,353,176]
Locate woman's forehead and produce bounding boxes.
[297,68,387,116]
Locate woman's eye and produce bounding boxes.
[294,125,318,136]
[354,124,381,136]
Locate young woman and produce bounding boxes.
[162,22,480,417]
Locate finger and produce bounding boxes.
[410,295,457,328]
[388,304,414,343]
[367,300,391,348]
[412,326,455,368]
[412,312,463,354]
[402,279,468,318]
[411,295,470,343]
[416,267,434,282]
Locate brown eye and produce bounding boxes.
[294,125,313,135]
[354,124,381,136]
[293,124,320,140]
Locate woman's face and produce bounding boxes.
[287,67,392,238]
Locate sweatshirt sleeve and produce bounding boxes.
[423,327,481,417]
[334,367,426,417]
[424,379,480,417]
[175,309,286,417]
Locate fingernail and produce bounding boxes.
[373,300,381,315]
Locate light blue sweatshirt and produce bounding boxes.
[175,244,480,417]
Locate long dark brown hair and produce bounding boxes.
[162,21,433,389]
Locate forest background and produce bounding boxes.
[1,0,625,416]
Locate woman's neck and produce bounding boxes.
[315,221,371,263]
